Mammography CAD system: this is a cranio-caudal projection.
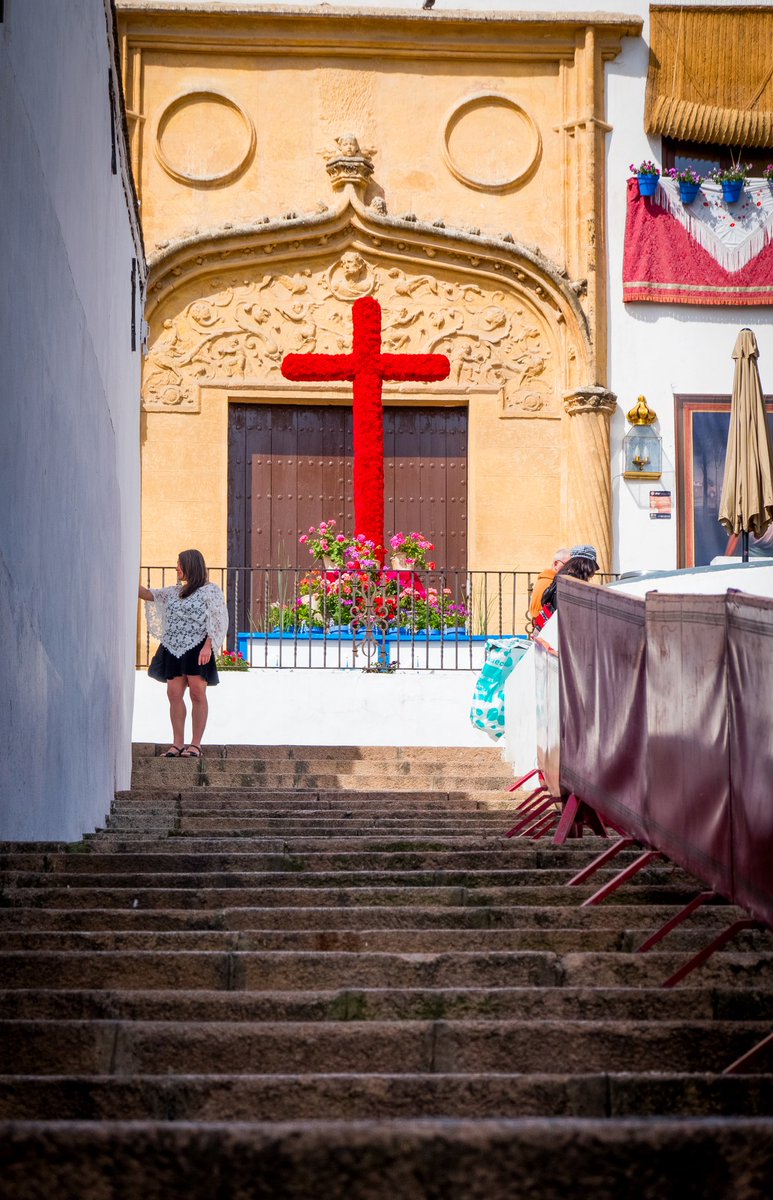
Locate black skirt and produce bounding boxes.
[148,638,219,686]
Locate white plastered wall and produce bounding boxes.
[0,0,143,839]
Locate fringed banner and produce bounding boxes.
[623,177,773,306]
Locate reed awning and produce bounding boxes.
[645,6,773,149]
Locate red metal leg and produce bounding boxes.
[636,891,716,953]
[662,919,762,988]
[723,1031,773,1076]
[530,812,561,841]
[552,794,581,845]
[503,789,551,838]
[567,837,636,886]
[509,806,555,838]
[580,849,661,907]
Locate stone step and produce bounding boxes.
[4,925,770,955]
[0,848,640,871]
[3,985,762,1023]
[3,1018,770,1076]
[2,1071,773,1121]
[2,1117,772,1199]
[114,789,525,809]
[0,884,710,910]
[134,758,511,777]
[0,902,744,933]
[2,949,772,992]
[129,773,515,791]
[0,860,697,886]
[133,744,509,763]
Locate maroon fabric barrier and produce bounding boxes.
[534,639,560,798]
[645,593,732,897]
[726,592,773,928]
[559,578,649,835]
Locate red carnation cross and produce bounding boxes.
[281,296,450,556]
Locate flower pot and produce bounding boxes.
[637,173,658,198]
[321,556,338,571]
[390,553,411,571]
[679,181,701,205]
[721,180,743,204]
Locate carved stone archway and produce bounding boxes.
[141,187,613,570]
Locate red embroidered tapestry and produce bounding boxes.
[623,177,773,306]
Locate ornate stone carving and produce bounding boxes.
[324,134,375,195]
[563,385,617,416]
[142,255,561,416]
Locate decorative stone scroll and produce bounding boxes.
[142,255,561,417]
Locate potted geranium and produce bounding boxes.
[630,159,660,198]
[763,164,773,189]
[710,162,749,204]
[665,165,703,205]
[389,531,436,571]
[299,520,351,569]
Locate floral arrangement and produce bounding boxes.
[389,531,436,571]
[762,164,773,181]
[629,160,660,177]
[298,520,352,568]
[216,649,249,671]
[397,585,468,631]
[665,165,703,185]
[269,567,469,633]
[709,163,749,184]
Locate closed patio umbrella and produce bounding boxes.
[718,328,773,562]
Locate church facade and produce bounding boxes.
[118,0,773,582]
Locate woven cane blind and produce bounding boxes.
[645,6,773,148]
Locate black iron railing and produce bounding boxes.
[137,566,616,671]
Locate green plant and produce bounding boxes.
[216,649,249,671]
[629,159,660,177]
[298,519,354,567]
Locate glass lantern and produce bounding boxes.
[623,397,662,480]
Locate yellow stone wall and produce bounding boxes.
[118,5,640,575]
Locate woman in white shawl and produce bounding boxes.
[138,549,229,758]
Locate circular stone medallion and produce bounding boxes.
[443,93,541,193]
[155,91,256,186]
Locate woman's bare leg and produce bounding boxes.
[166,677,188,749]
[187,675,208,748]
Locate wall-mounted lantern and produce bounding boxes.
[623,396,662,480]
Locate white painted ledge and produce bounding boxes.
[133,669,494,747]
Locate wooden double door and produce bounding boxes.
[228,402,468,570]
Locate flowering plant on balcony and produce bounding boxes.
[762,164,773,181]
[216,649,249,671]
[664,165,703,185]
[298,519,354,568]
[629,160,660,178]
[389,531,436,570]
[709,163,749,184]
[397,585,468,631]
[343,534,383,574]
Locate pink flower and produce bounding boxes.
[299,535,308,544]
[308,526,315,534]
[336,534,345,543]
[320,540,329,551]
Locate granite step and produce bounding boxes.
[3,1118,772,1200]
[2,1072,772,1121]
[4,1017,771,1076]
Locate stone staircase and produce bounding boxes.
[1,743,772,1197]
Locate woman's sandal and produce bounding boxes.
[181,744,202,758]
[162,746,184,758]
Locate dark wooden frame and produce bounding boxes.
[675,392,773,567]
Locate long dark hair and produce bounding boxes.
[178,549,208,598]
[557,554,599,583]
